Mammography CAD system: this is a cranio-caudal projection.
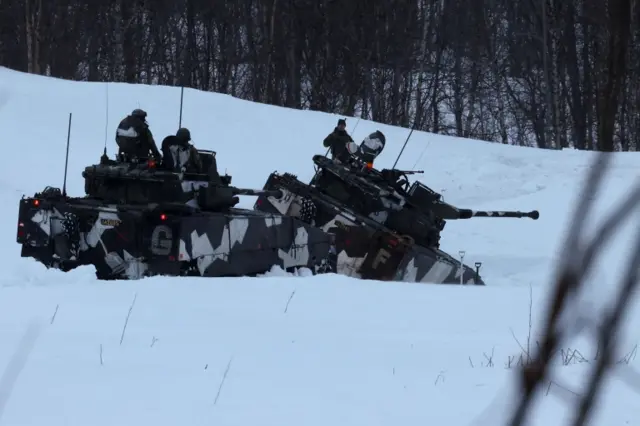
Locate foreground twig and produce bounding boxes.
[507,153,640,426]
[119,293,137,346]
[214,357,234,406]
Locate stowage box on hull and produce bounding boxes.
[17,191,333,279]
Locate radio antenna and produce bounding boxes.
[178,86,184,127]
[391,91,430,169]
[62,113,72,197]
[103,82,109,157]
[392,127,414,169]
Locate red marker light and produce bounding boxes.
[160,214,166,221]
[32,199,39,206]
[148,159,156,168]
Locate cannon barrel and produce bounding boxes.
[437,206,539,220]
[233,188,284,198]
[457,209,539,219]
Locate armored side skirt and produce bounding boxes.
[17,195,333,280]
[254,173,484,285]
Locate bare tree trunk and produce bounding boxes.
[542,0,555,148]
[25,0,32,73]
[34,0,41,74]
[24,0,41,74]
[597,0,632,151]
[112,0,125,81]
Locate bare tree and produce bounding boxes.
[24,0,41,74]
[1,0,638,152]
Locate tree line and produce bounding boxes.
[0,0,636,151]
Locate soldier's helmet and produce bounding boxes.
[176,127,191,142]
[131,108,147,120]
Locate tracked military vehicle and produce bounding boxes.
[254,134,539,285]
[16,149,334,280]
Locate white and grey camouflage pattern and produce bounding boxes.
[17,193,333,280]
[254,175,484,285]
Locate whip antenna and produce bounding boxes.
[62,113,72,197]
[103,83,109,156]
[178,86,184,127]
[392,127,414,169]
[391,89,430,169]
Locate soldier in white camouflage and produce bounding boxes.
[115,109,162,163]
[161,127,202,173]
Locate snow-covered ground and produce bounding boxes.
[0,67,638,425]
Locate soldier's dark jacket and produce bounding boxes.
[323,127,354,162]
[161,136,202,173]
[116,115,162,160]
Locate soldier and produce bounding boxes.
[115,108,162,162]
[161,127,203,173]
[323,118,359,163]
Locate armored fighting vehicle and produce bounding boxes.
[16,149,334,280]
[253,136,539,285]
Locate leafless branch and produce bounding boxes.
[507,152,640,426]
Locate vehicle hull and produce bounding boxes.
[254,173,484,285]
[17,191,334,280]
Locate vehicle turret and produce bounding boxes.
[82,150,281,211]
[308,154,539,248]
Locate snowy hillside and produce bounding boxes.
[0,67,639,425]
